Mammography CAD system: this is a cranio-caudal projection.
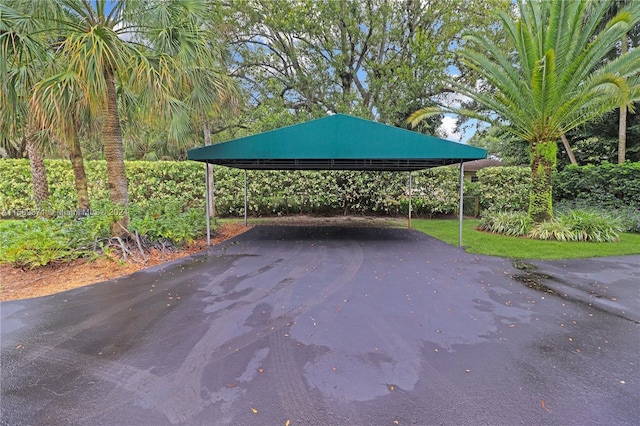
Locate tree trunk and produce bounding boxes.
[618,105,627,164]
[529,140,557,223]
[25,134,50,212]
[103,68,130,236]
[618,34,628,164]
[560,134,577,166]
[203,120,215,218]
[69,136,91,216]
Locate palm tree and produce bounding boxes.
[0,3,52,210]
[33,0,220,236]
[31,70,96,214]
[409,0,640,222]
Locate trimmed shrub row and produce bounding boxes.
[1,159,465,218]
[2,160,638,221]
[553,162,640,208]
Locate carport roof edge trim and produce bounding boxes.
[187,114,487,171]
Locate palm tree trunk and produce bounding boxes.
[618,33,628,164]
[618,105,627,164]
[25,134,50,212]
[529,140,557,223]
[203,120,215,218]
[560,134,578,166]
[69,136,90,216]
[103,68,129,236]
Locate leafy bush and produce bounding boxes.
[616,208,640,234]
[3,159,635,221]
[554,200,640,234]
[476,166,530,212]
[0,199,208,268]
[479,211,532,236]
[553,162,640,209]
[529,219,575,241]
[1,160,465,218]
[481,209,622,241]
[129,200,206,245]
[0,219,84,269]
[0,159,206,216]
[558,210,622,242]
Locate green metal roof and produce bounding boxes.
[187,114,486,171]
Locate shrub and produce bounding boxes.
[0,201,208,268]
[479,211,532,236]
[616,208,640,234]
[480,209,622,241]
[129,200,206,245]
[554,200,639,234]
[476,166,530,212]
[0,219,84,269]
[553,162,640,209]
[1,160,466,218]
[529,219,575,241]
[558,210,622,242]
[2,159,635,220]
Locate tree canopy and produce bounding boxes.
[213,0,509,137]
[410,0,640,221]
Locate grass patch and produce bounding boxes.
[412,219,640,260]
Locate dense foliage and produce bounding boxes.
[3,160,638,220]
[0,200,206,269]
[480,210,623,242]
[553,162,640,208]
[476,167,530,212]
[0,159,468,218]
[409,0,640,222]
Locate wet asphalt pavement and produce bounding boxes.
[1,226,639,426]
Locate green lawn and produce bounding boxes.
[411,219,640,260]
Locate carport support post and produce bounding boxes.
[244,170,248,226]
[205,163,211,246]
[408,171,412,229]
[459,160,464,247]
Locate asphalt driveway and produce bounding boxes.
[1,226,639,425]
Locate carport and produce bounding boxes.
[187,114,486,246]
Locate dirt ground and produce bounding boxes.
[0,223,251,302]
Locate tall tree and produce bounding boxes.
[560,103,640,166]
[30,0,224,236]
[0,2,52,210]
[410,0,640,222]
[31,70,97,214]
[219,0,509,133]
[603,0,640,164]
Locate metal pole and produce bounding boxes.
[408,171,412,229]
[244,170,248,227]
[459,160,464,247]
[205,163,211,246]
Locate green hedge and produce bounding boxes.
[476,166,530,212]
[3,159,637,219]
[0,160,207,215]
[1,159,465,218]
[553,162,640,208]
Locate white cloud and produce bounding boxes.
[438,115,462,141]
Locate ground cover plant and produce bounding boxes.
[412,219,640,260]
[479,210,624,242]
[0,200,207,269]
